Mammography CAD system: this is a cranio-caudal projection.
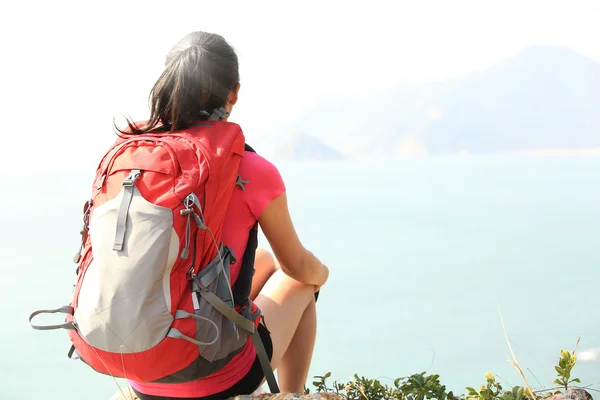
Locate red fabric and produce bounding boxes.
[129,150,286,398]
[69,122,246,382]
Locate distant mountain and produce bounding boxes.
[259,46,600,157]
[268,133,344,161]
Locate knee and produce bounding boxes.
[255,247,274,264]
[257,269,316,312]
[273,269,314,297]
[255,248,279,273]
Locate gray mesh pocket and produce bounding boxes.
[192,247,247,362]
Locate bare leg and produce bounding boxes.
[277,296,316,391]
[254,269,317,393]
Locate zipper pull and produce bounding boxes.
[193,213,207,230]
[72,225,85,263]
[73,199,93,263]
[96,174,106,190]
[235,174,249,191]
[180,194,196,260]
[180,209,192,259]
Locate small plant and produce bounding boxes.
[310,372,347,396]
[466,372,501,400]
[466,372,530,400]
[553,349,580,391]
[346,374,399,399]
[305,342,589,399]
[394,372,455,400]
[308,371,456,399]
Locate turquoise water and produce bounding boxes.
[2,155,599,399]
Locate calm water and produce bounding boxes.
[2,155,599,399]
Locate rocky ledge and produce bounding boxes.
[110,387,592,399]
[109,387,345,400]
[233,395,345,400]
[546,388,593,400]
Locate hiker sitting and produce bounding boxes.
[29,30,329,400]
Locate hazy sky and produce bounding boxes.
[2,0,599,171]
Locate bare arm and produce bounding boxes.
[258,192,329,288]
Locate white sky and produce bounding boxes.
[1,0,599,172]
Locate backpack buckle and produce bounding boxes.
[122,169,141,187]
[208,107,229,121]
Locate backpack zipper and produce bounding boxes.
[95,136,182,194]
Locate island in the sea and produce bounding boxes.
[258,45,600,160]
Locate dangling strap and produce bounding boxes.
[113,169,141,251]
[192,276,280,393]
[29,306,76,331]
[67,345,78,359]
[250,329,278,393]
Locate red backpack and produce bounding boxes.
[29,109,279,393]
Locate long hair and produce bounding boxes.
[116,31,239,135]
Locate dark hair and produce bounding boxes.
[117,31,239,135]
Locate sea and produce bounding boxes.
[1,155,599,400]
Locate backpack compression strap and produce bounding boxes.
[191,278,280,394]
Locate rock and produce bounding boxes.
[108,387,345,400]
[108,387,138,400]
[232,394,345,400]
[545,388,593,400]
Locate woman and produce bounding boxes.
[124,31,330,399]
